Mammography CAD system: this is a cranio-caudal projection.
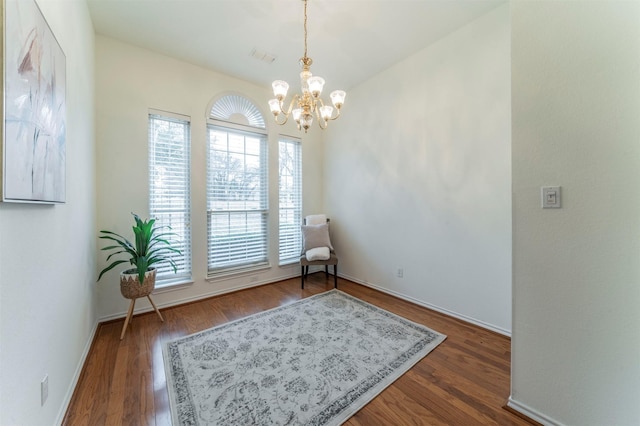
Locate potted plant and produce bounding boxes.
[98,213,181,293]
[98,213,181,338]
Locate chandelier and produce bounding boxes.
[268,0,346,133]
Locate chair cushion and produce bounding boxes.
[306,246,331,261]
[300,251,338,266]
[301,223,333,252]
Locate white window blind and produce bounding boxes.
[148,112,192,284]
[207,125,268,274]
[278,137,302,264]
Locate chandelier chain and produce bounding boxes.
[303,0,308,59]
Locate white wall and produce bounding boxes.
[510,2,640,425]
[95,36,324,319]
[0,0,96,424]
[323,5,512,333]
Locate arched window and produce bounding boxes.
[208,93,266,130]
[206,94,268,274]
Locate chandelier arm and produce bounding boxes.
[328,107,341,121]
[317,98,340,121]
[272,94,301,126]
[281,94,300,116]
[316,97,341,121]
[314,106,326,129]
[274,113,289,125]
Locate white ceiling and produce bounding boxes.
[87,0,505,91]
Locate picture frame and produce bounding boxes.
[1,0,66,203]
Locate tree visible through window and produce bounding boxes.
[207,127,268,272]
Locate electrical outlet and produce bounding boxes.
[397,268,404,278]
[41,375,49,406]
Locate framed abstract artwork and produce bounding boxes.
[2,0,66,203]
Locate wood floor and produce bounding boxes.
[63,274,534,426]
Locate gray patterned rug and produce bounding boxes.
[163,289,446,425]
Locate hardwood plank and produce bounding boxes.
[104,342,129,424]
[347,384,444,425]
[62,274,535,425]
[134,314,157,426]
[146,314,170,426]
[62,325,114,426]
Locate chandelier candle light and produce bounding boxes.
[268,0,346,132]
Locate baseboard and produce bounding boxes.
[340,272,511,337]
[98,271,302,323]
[55,319,100,426]
[507,396,564,426]
[99,269,511,337]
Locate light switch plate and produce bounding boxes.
[542,186,561,208]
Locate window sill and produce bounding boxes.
[153,278,194,293]
[279,259,301,267]
[206,263,271,282]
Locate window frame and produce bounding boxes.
[148,110,192,287]
[278,136,303,265]
[205,121,269,277]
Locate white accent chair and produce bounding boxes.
[300,215,338,289]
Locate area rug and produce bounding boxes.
[163,289,446,425]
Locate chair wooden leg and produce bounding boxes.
[325,265,329,278]
[334,264,338,288]
[120,298,136,340]
[147,295,164,322]
[301,265,305,289]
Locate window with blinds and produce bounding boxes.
[207,126,268,274]
[148,112,192,285]
[278,137,302,264]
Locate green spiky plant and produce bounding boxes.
[98,213,181,285]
